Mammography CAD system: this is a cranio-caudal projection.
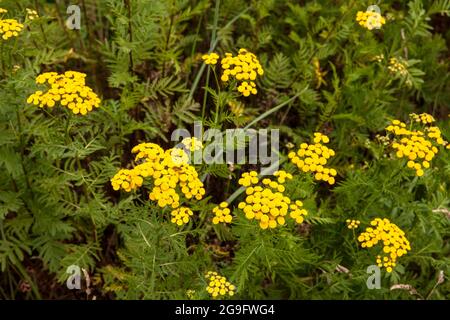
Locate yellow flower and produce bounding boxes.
[111,169,144,192]
[0,18,23,40]
[212,202,233,224]
[358,218,410,273]
[27,71,101,115]
[220,48,263,97]
[170,207,194,226]
[237,170,306,229]
[205,271,235,298]
[385,116,448,177]
[112,143,206,211]
[202,52,219,65]
[26,8,39,20]
[388,57,408,77]
[288,132,337,185]
[356,10,386,30]
[181,137,203,152]
[409,113,435,124]
[346,219,360,229]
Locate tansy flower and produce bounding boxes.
[0,18,23,40]
[212,202,232,224]
[410,113,435,125]
[346,219,360,229]
[202,52,219,65]
[0,8,7,14]
[388,57,408,76]
[237,170,307,229]
[111,169,144,192]
[372,54,385,63]
[385,116,448,177]
[27,71,101,115]
[26,8,39,20]
[170,207,194,226]
[358,218,411,273]
[356,10,386,30]
[220,48,264,97]
[111,143,206,211]
[186,289,196,299]
[181,137,203,152]
[205,271,235,298]
[288,132,337,185]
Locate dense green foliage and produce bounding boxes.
[0,0,449,300]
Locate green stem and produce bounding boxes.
[201,66,211,122]
[243,90,304,130]
[212,67,221,126]
[15,110,33,194]
[65,112,72,144]
[188,6,249,101]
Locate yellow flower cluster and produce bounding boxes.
[132,142,165,162]
[0,16,23,40]
[186,289,196,299]
[237,170,307,229]
[372,54,385,63]
[111,168,144,192]
[26,8,39,20]
[238,171,259,187]
[212,202,232,224]
[386,117,449,176]
[27,71,101,115]
[426,126,448,147]
[220,48,264,97]
[357,218,411,273]
[288,132,337,185]
[170,207,194,226]
[111,143,205,210]
[356,10,386,30]
[181,137,203,152]
[346,219,360,229]
[0,8,7,14]
[205,271,235,298]
[202,52,219,65]
[388,57,408,76]
[410,113,435,124]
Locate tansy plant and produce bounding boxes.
[385,113,449,177]
[237,171,308,230]
[288,132,337,185]
[205,271,235,298]
[27,71,101,115]
[111,143,205,226]
[0,8,23,40]
[356,9,386,30]
[202,48,264,97]
[357,218,411,273]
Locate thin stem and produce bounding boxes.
[15,110,33,194]
[125,0,134,73]
[212,67,221,125]
[189,5,249,101]
[243,90,304,130]
[201,66,211,121]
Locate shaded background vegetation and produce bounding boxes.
[0,0,449,299]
